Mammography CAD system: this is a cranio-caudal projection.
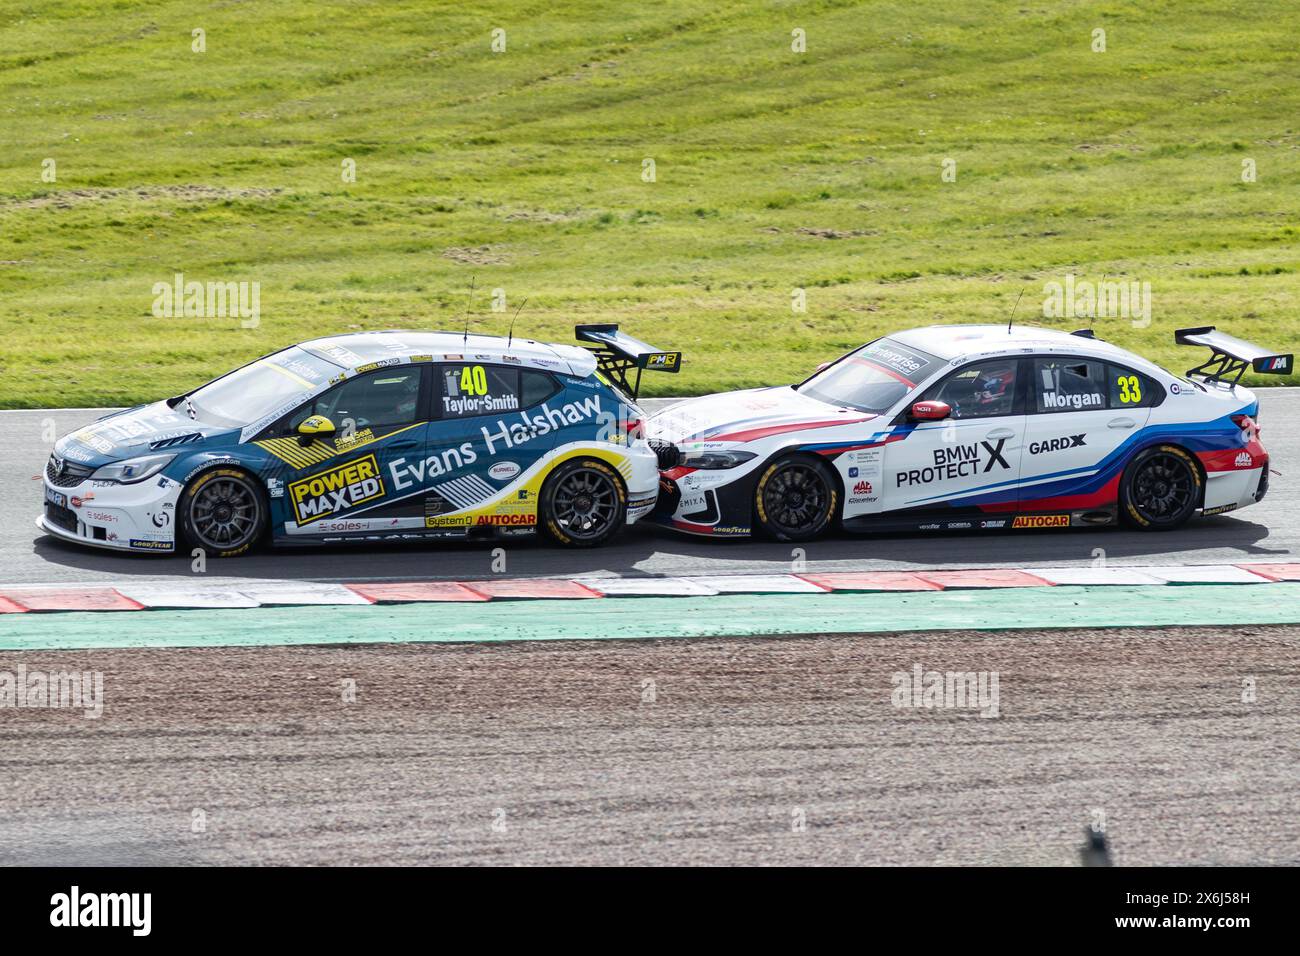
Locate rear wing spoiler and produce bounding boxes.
[575,324,681,399]
[1175,326,1293,385]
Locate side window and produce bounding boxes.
[521,370,560,407]
[924,360,1019,419]
[1107,364,1155,409]
[437,365,560,418]
[283,368,423,435]
[440,364,521,418]
[313,369,422,430]
[1033,358,1108,413]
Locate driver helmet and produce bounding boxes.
[974,367,1014,405]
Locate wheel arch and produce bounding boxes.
[178,460,272,554]
[1127,439,1207,506]
[538,453,629,547]
[761,447,847,520]
[750,449,841,540]
[1119,440,1206,529]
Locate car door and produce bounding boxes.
[1017,356,1158,518]
[407,361,559,532]
[881,356,1027,527]
[261,365,431,537]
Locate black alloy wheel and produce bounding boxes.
[1120,445,1201,530]
[181,468,266,556]
[754,456,837,542]
[541,459,626,547]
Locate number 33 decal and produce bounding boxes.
[1117,375,1142,404]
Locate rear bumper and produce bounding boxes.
[1200,449,1269,516]
[623,442,660,524]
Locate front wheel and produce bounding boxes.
[540,458,627,548]
[180,467,268,557]
[753,455,838,542]
[1120,445,1201,531]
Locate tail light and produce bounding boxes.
[1232,414,1260,440]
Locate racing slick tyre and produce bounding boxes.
[753,454,838,542]
[540,458,627,548]
[1119,444,1202,531]
[179,467,268,557]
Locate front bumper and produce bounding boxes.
[39,473,181,553]
[651,463,761,537]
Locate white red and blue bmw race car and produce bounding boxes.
[645,324,1290,540]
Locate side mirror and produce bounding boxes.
[297,415,336,445]
[910,400,951,422]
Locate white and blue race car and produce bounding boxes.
[39,325,677,556]
[645,324,1289,541]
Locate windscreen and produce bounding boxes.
[187,347,341,427]
[797,338,943,413]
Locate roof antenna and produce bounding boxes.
[1090,274,1104,333]
[461,275,476,347]
[1007,288,1024,334]
[506,297,529,348]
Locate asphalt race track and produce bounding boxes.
[2,392,1297,586]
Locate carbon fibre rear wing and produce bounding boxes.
[1175,326,1293,385]
[575,324,681,399]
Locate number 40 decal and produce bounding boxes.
[460,365,489,396]
[1117,374,1142,404]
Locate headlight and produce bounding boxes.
[678,449,757,470]
[90,453,176,484]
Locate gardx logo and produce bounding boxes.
[290,454,385,524]
[1029,434,1086,455]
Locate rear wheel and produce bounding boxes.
[180,468,267,557]
[540,458,626,548]
[753,455,837,542]
[1120,445,1201,531]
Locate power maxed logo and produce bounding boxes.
[290,454,385,524]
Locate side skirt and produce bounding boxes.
[841,507,1117,535]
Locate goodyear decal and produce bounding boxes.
[130,539,172,550]
[290,454,385,525]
